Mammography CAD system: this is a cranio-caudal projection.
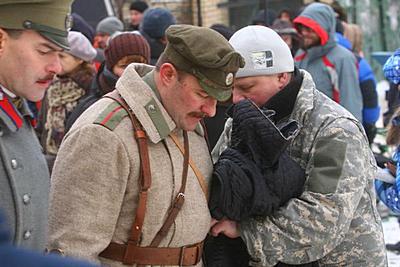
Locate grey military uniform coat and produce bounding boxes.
[0,94,50,251]
[47,64,212,266]
[214,70,387,267]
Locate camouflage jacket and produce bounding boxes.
[213,70,387,267]
[47,64,212,266]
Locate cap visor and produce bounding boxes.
[39,31,70,50]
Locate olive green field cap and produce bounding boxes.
[163,24,245,102]
[0,0,73,50]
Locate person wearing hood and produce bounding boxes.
[293,3,363,121]
[210,25,386,266]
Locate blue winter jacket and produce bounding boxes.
[375,146,400,214]
[336,32,380,125]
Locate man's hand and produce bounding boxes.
[210,219,240,238]
[386,161,397,176]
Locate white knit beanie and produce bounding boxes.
[67,31,97,62]
[229,25,294,78]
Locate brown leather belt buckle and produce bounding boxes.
[195,242,203,263]
[179,245,187,267]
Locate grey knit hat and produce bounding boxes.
[229,25,294,78]
[96,16,123,35]
[66,31,97,62]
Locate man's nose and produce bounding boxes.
[201,98,217,118]
[232,90,245,104]
[46,53,62,74]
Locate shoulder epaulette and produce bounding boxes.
[93,101,128,131]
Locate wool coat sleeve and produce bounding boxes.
[47,124,131,264]
[239,118,374,266]
[337,54,363,121]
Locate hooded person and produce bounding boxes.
[65,32,151,131]
[293,3,363,121]
[37,31,97,172]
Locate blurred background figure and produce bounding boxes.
[375,48,400,253]
[95,16,124,49]
[277,8,292,22]
[71,13,95,44]
[251,9,277,26]
[127,0,149,31]
[93,16,124,68]
[38,31,97,172]
[140,7,176,65]
[65,32,151,131]
[331,1,380,144]
[271,19,300,56]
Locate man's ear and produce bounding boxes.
[0,28,8,56]
[159,63,178,87]
[277,72,291,88]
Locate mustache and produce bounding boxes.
[188,112,207,118]
[37,75,55,82]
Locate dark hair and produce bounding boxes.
[4,29,23,39]
[387,108,400,146]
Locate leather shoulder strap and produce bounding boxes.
[103,90,151,249]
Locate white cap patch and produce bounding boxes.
[250,50,273,69]
[225,73,234,85]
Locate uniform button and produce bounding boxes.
[23,230,31,240]
[22,194,31,204]
[148,104,156,113]
[11,159,18,169]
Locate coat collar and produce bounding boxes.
[290,70,316,125]
[116,63,176,144]
[0,90,35,132]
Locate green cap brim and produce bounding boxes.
[198,79,232,102]
[39,31,69,50]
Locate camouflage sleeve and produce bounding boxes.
[239,118,374,266]
[211,118,232,163]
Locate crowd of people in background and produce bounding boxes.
[1,0,400,266]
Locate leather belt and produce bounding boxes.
[99,241,203,266]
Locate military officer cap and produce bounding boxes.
[0,0,72,50]
[163,24,245,102]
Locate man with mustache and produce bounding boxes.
[47,24,244,266]
[0,0,72,251]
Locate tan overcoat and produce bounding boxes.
[47,64,212,266]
